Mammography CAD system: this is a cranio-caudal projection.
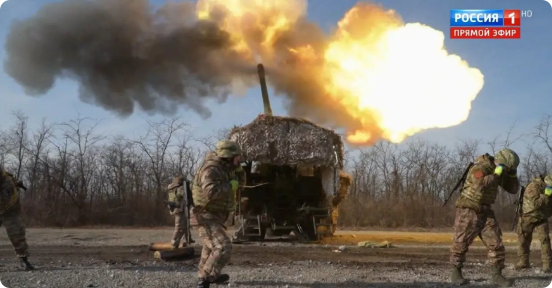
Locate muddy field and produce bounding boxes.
[0,228,551,287]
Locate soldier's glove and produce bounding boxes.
[494,164,505,176]
[545,186,552,197]
[235,166,244,173]
[230,180,239,192]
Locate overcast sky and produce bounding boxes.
[0,0,550,156]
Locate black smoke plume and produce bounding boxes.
[4,0,372,141]
[4,0,255,118]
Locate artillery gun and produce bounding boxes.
[228,64,352,242]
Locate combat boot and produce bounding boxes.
[491,266,513,287]
[197,278,210,288]
[231,233,243,244]
[19,257,34,271]
[514,258,530,270]
[450,266,468,285]
[213,274,230,283]
[197,275,230,288]
[171,239,180,249]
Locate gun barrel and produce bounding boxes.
[257,64,273,116]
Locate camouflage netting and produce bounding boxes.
[228,114,344,168]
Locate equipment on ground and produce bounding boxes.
[153,247,194,260]
[150,242,194,260]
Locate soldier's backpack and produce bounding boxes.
[167,182,183,208]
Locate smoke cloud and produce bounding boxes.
[4,0,359,126]
[4,0,256,118]
[4,0,483,145]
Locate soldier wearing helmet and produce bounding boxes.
[0,165,34,271]
[514,173,552,272]
[450,148,520,287]
[190,140,242,288]
[166,174,195,249]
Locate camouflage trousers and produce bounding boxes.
[195,222,232,281]
[170,210,189,247]
[517,217,551,264]
[450,207,505,269]
[0,203,29,258]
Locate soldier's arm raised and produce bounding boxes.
[499,172,520,194]
[526,184,549,209]
[471,166,500,190]
[200,167,232,200]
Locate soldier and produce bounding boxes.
[450,148,520,287]
[191,140,242,288]
[0,166,34,270]
[167,175,194,249]
[514,173,552,272]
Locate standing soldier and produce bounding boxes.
[514,173,552,272]
[167,175,194,249]
[450,148,520,287]
[191,140,242,288]
[0,166,34,270]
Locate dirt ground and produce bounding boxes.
[0,228,551,287]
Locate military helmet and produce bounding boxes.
[494,148,520,170]
[544,174,552,187]
[215,140,242,158]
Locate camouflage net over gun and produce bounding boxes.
[228,114,344,168]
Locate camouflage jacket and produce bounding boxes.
[191,152,237,224]
[0,168,20,214]
[167,182,186,212]
[521,177,551,221]
[456,154,519,211]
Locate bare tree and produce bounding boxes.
[8,110,29,180]
[0,110,548,230]
[133,117,189,222]
[535,114,552,155]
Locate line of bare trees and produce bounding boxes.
[0,111,212,226]
[339,118,552,229]
[1,110,552,229]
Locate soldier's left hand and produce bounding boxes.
[494,164,506,176]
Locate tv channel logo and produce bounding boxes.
[450,9,521,27]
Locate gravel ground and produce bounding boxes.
[0,229,551,287]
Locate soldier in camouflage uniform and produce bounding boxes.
[450,148,520,287]
[0,166,34,270]
[167,175,194,249]
[191,140,242,288]
[514,173,552,272]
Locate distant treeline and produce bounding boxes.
[1,110,551,229]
